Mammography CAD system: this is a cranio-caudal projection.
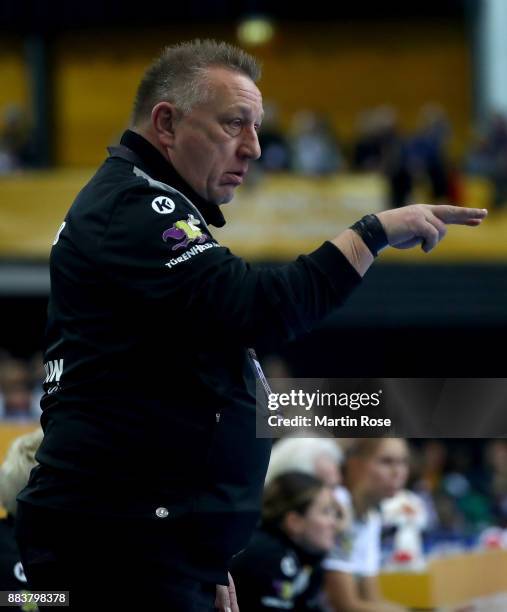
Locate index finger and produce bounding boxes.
[429,205,488,225]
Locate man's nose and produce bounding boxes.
[238,127,261,160]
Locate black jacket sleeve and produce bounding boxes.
[99,183,362,347]
[231,531,326,612]
[231,536,296,611]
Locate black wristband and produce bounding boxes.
[349,214,389,257]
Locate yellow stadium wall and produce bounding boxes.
[0,38,29,121]
[52,20,471,166]
[1,168,504,262]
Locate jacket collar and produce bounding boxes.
[262,523,327,566]
[119,129,226,228]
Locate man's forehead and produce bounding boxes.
[228,102,264,120]
[206,67,263,115]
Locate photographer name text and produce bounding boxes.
[267,414,391,428]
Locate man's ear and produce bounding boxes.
[151,101,180,149]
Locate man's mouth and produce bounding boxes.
[222,171,246,186]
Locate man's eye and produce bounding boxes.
[225,120,242,136]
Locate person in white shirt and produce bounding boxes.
[265,436,343,488]
[323,438,410,612]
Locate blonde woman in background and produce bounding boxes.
[324,438,410,612]
[0,428,42,591]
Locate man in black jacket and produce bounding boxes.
[15,39,486,611]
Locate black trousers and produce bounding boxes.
[15,502,217,611]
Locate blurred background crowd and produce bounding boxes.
[4,97,507,210]
[1,348,506,540]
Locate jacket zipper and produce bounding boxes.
[247,348,272,397]
[216,412,221,423]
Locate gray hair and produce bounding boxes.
[132,39,261,124]
[265,436,343,485]
[0,428,43,516]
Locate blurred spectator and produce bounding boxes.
[411,440,464,537]
[323,438,410,612]
[231,472,340,611]
[27,352,45,416]
[354,109,385,171]
[407,443,442,533]
[0,105,35,174]
[412,440,492,539]
[484,440,507,528]
[0,358,39,421]
[289,111,343,176]
[430,490,467,536]
[408,103,451,202]
[257,102,291,172]
[442,445,492,532]
[265,436,343,488]
[417,439,447,494]
[465,112,507,208]
[0,428,43,593]
[353,106,412,208]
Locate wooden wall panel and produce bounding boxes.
[51,21,471,165]
[0,40,29,119]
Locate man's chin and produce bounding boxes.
[219,196,235,205]
[214,187,236,205]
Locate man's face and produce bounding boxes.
[168,67,263,205]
